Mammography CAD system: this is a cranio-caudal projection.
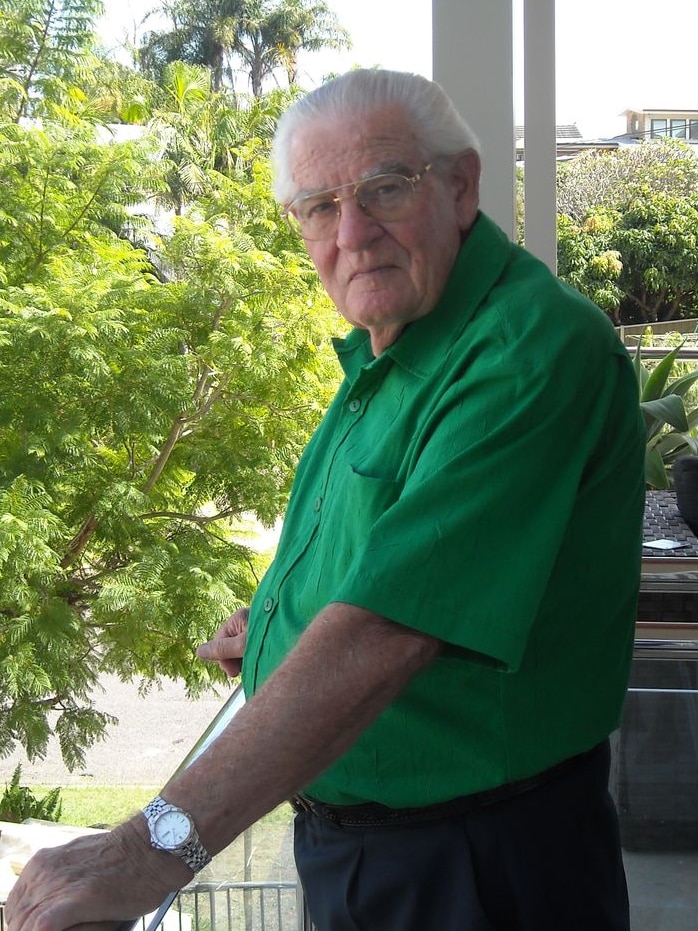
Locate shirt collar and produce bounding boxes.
[333,212,511,381]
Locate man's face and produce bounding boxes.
[288,105,480,354]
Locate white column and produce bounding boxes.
[432,0,559,273]
[523,0,557,272]
[432,0,516,240]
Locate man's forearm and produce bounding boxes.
[155,601,440,856]
[5,603,440,931]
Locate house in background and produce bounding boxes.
[623,107,698,142]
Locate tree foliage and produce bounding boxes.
[0,0,104,121]
[556,141,698,324]
[139,0,350,96]
[0,2,342,768]
[556,138,698,222]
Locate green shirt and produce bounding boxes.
[242,212,645,807]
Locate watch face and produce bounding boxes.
[153,809,192,848]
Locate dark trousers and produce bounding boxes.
[293,740,629,931]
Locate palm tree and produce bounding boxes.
[138,0,350,97]
[148,60,288,214]
[265,0,351,88]
[139,0,244,92]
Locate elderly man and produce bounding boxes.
[7,70,644,931]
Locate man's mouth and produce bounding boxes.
[349,265,397,282]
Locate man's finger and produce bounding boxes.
[196,637,243,661]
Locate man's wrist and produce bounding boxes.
[112,812,195,890]
[141,796,213,875]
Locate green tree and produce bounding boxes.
[0,0,342,769]
[0,98,340,768]
[139,0,350,96]
[139,0,241,93]
[0,0,104,121]
[557,191,698,325]
[556,140,698,324]
[77,55,163,124]
[556,138,698,222]
[557,212,625,322]
[611,190,698,324]
[232,0,350,98]
[149,62,293,215]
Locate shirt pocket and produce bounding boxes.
[326,466,404,566]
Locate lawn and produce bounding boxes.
[31,784,159,828]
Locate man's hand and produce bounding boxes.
[196,606,248,677]
[4,817,190,931]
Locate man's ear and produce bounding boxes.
[450,149,481,231]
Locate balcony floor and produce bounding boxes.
[625,849,698,930]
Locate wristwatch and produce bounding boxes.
[143,795,212,873]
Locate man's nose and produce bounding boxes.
[334,196,384,250]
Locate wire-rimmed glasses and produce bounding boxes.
[284,164,432,241]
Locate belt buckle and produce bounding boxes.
[291,794,317,814]
[291,794,343,825]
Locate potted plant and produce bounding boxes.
[633,337,698,489]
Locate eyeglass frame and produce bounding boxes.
[282,163,433,240]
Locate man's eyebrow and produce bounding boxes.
[370,161,413,177]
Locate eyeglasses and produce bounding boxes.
[284,164,432,241]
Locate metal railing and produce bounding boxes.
[169,880,305,931]
[1,882,311,931]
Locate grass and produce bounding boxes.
[32,784,158,827]
[30,784,294,830]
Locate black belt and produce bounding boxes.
[290,742,602,827]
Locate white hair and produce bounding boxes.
[271,69,480,204]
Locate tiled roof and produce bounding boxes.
[515,123,582,142]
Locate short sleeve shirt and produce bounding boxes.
[241,212,646,807]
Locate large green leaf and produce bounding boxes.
[652,432,691,458]
[665,367,698,399]
[641,393,689,434]
[645,445,669,489]
[641,343,685,402]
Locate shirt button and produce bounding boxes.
[349,398,362,413]
[263,597,274,612]
[313,496,323,512]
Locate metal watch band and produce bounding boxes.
[143,795,212,873]
[143,795,170,819]
[177,836,213,873]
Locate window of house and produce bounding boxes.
[671,119,687,138]
[651,119,668,138]
[690,120,698,141]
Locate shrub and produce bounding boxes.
[0,765,63,823]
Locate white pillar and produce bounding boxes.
[523,0,557,272]
[432,0,558,272]
[432,0,516,240]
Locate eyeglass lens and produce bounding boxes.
[290,173,416,240]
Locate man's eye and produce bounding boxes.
[303,198,336,220]
[375,181,402,196]
[362,177,405,202]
